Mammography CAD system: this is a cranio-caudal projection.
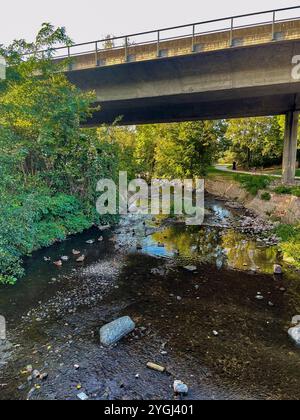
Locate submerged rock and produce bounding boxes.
[100,316,135,346]
[53,260,63,267]
[98,224,110,231]
[288,326,300,346]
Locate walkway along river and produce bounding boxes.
[0,195,300,400]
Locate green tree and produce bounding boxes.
[226,117,282,169]
[135,125,160,179]
[0,24,120,284]
[154,121,218,179]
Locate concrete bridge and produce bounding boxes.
[51,7,300,183]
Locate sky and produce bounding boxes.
[1,0,300,46]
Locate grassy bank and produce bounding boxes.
[208,167,300,197]
[207,167,272,195]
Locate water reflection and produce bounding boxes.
[145,225,280,275]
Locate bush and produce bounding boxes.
[274,185,300,197]
[234,174,272,195]
[275,224,300,268]
[0,193,95,284]
[261,192,271,201]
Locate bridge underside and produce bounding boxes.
[66,40,300,183]
[87,86,300,126]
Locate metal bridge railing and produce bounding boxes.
[26,6,300,69]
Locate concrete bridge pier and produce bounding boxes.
[282,111,299,184]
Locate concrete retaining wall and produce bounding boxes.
[205,178,300,224]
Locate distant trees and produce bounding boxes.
[225,117,283,169]
[154,121,219,178]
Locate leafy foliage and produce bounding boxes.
[275,224,300,268]
[226,117,283,169]
[274,185,300,197]
[154,121,219,179]
[0,25,119,284]
[233,174,272,195]
[261,192,271,201]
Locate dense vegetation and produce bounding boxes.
[0,25,120,284]
[275,224,300,269]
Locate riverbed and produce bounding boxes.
[0,196,300,400]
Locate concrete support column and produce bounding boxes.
[282,111,299,185]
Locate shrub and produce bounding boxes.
[0,193,95,284]
[234,174,272,195]
[261,192,271,201]
[275,224,300,268]
[274,186,293,195]
[274,185,300,197]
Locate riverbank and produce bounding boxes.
[1,196,300,400]
[205,174,300,268]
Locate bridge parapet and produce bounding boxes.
[47,6,300,72]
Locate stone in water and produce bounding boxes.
[100,316,135,346]
[274,264,282,275]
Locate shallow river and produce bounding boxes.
[0,196,300,400]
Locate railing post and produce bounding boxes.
[229,18,234,47]
[125,36,128,62]
[95,42,98,66]
[272,11,276,40]
[67,46,72,71]
[192,24,195,52]
[157,31,160,57]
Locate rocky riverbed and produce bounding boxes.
[0,196,300,400]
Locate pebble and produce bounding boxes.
[274,264,283,275]
[184,265,197,272]
[77,392,88,401]
[173,380,189,396]
[292,315,300,325]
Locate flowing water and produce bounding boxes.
[0,196,300,400]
